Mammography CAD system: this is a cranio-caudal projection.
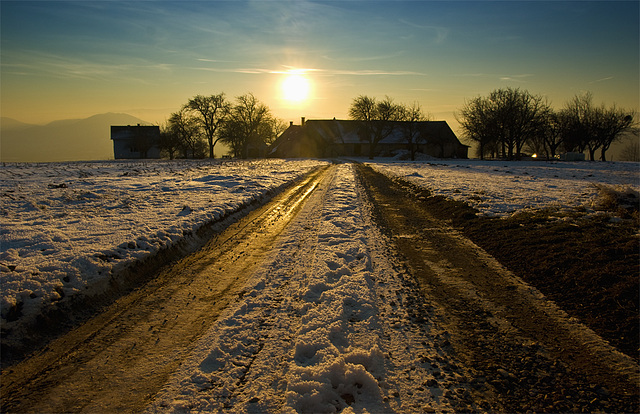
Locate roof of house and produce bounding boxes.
[110,125,160,141]
[302,119,462,145]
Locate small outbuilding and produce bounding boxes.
[269,118,468,159]
[111,125,161,159]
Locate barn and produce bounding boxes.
[269,118,468,159]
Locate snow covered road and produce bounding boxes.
[148,163,474,413]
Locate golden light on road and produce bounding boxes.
[280,70,311,104]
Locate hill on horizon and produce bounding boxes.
[1,113,152,163]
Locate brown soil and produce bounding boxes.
[356,163,639,413]
[406,177,639,363]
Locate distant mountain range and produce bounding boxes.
[1,113,152,162]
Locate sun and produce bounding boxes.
[280,71,311,103]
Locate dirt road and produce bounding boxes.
[2,162,638,413]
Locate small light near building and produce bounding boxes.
[532,153,538,158]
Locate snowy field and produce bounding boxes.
[2,158,639,411]
[0,159,327,323]
[1,158,638,331]
[368,159,639,217]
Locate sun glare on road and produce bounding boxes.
[280,71,311,104]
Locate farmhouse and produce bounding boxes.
[111,125,161,159]
[269,118,468,159]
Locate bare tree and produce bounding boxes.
[349,95,403,159]
[559,93,593,155]
[159,123,181,160]
[528,109,563,159]
[596,106,636,161]
[456,95,499,160]
[560,93,636,161]
[168,108,205,159]
[267,117,288,146]
[619,133,640,162]
[457,88,549,160]
[398,101,430,160]
[185,93,230,159]
[220,94,279,158]
[541,110,564,159]
[490,88,549,160]
[219,118,244,158]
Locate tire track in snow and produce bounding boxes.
[149,163,478,413]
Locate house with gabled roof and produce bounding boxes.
[111,125,161,159]
[269,118,468,159]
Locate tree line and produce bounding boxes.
[159,93,285,159]
[158,88,636,161]
[456,88,637,161]
[320,90,636,162]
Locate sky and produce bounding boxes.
[1,0,639,133]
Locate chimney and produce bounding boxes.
[290,121,293,127]
[301,117,306,126]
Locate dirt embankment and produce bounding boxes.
[356,164,639,413]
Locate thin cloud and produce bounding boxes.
[590,76,614,83]
[196,58,237,63]
[321,51,406,63]
[500,74,534,82]
[454,73,533,81]
[2,50,174,83]
[398,19,449,44]
[328,69,426,76]
[193,64,426,77]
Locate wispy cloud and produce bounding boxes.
[321,51,406,63]
[398,19,449,44]
[454,73,533,82]
[590,76,614,84]
[193,62,426,77]
[196,58,237,64]
[1,50,174,83]
[500,74,534,82]
[328,69,426,76]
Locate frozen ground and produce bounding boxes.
[0,159,327,323]
[148,163,472,413]
[2,159,638,412]
[368,159,639,217]
[1,158,637,326]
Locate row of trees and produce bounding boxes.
[457,88,637,161]
[157,88,635,161]
[348,95,431,160]
[160,93,286,159]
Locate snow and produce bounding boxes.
[2,157,639,411]
[367,159,639,217]
[0,159,327,323]
[148,163,471,412]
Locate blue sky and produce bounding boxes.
[1,0,638,130]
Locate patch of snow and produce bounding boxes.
[367,159,639,217]
[0,159,327,323]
